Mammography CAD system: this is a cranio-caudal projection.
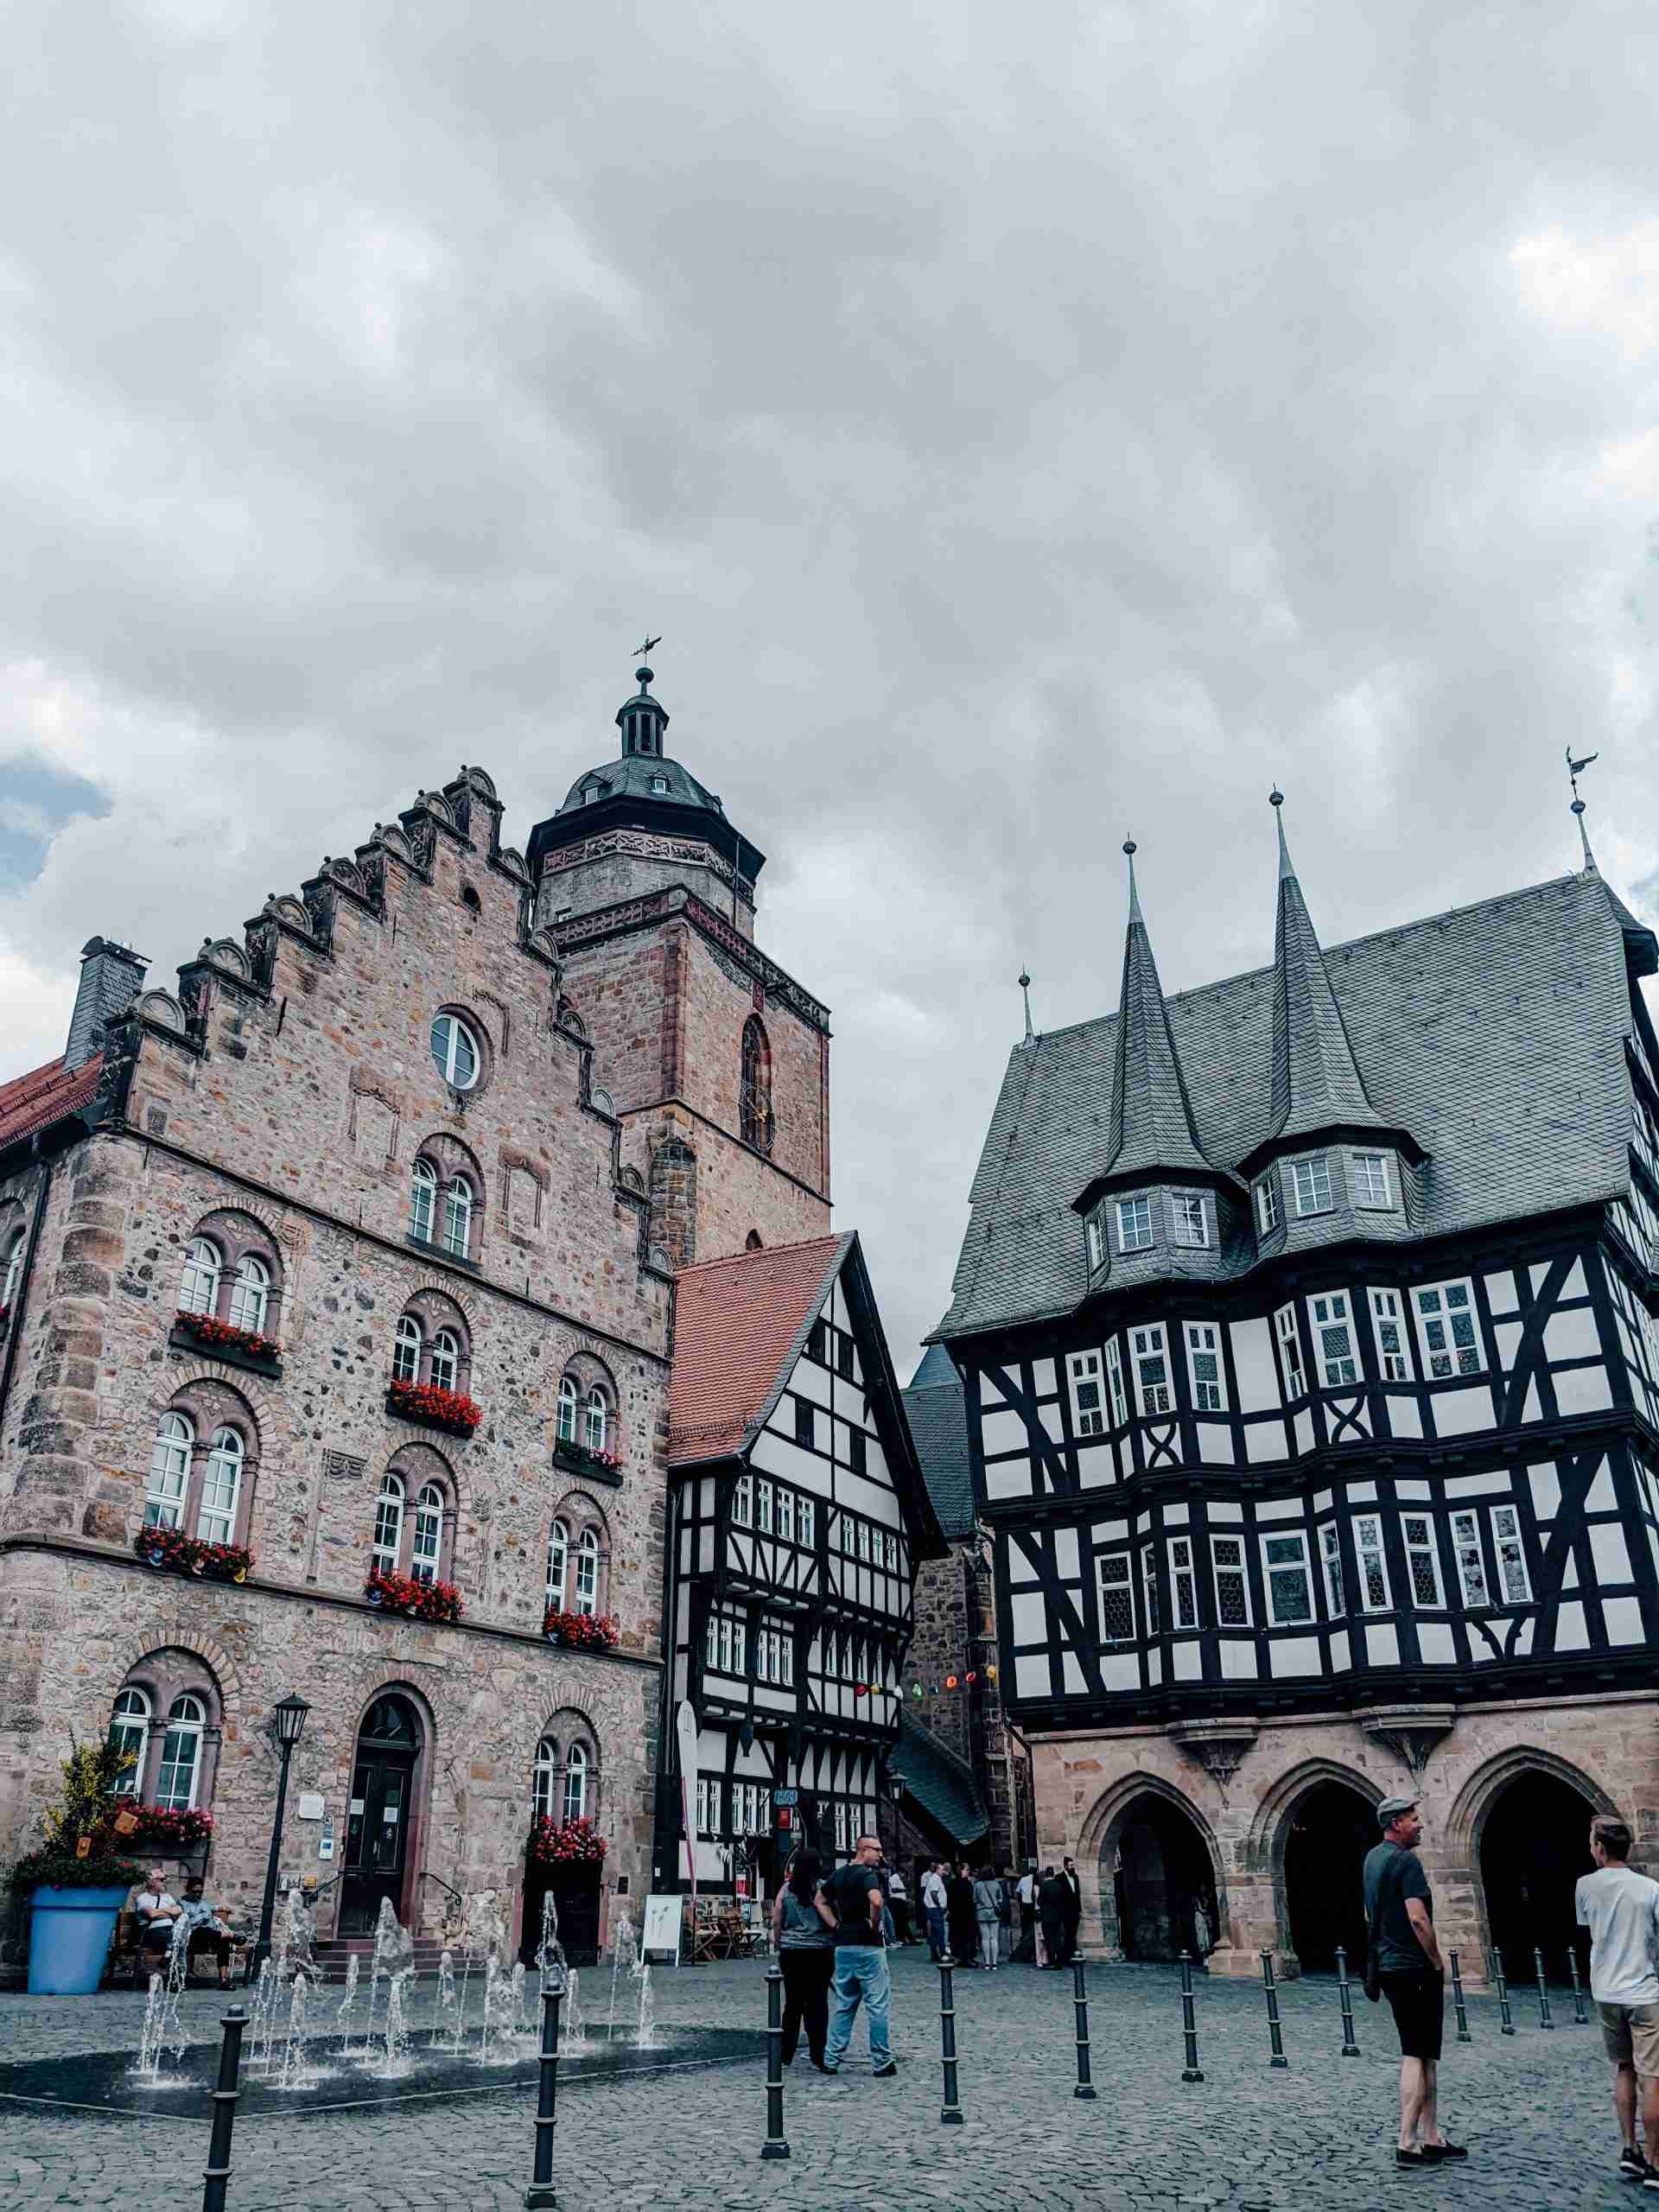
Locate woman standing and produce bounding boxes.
[972,1866,1004,1972]
[770,1849,837,2070]
[946,1861,979,1967]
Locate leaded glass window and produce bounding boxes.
[1262,1532,1313,1624]
[1311,1291,1358,1386]
[1096,1553,1135,1643]
[1211,1535,1251,1626]
[1354,1513,1391,1611]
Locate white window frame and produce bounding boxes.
[776,1488,795,1543]
[1450,1510,1490,1607]
[798,1497,816,1549]
[1170,1192,1209,1249]
[1141,1545,1160,1635]
[227,1254,270,1335]
[556,1376,578,1443]
[1116,1195,1154,1253]
[563,1741,589,1824]
[1068,1350,1106,1438]
[410,1481,444,1585]
[1401,1513,1444,1609]
[1255,1175,1280,1234]
[410,1159,437,1242]
[1184,1321,1227,1412]
[145,1412,193,1529]
[546,1519,569,1610]
[430,1012,480,1090]
[1352,1512,1391,1612]
[1291,1155,1333,1216]
[574,1528,600,1615]
[756,1478,773,1535]
[1262,1529,1315,1627]
[1491,1503,1532,1604]
[1,1231,24,1313]
[373,1471,405,1572]
[1130,1323,1173,1416]
[732,1472,752,1528]
[1169,1535,1198,1629]
[585,1389,608,1453]
[196,1427,243,1546]
[1210,1534,1253,1627]
[1085,1211,1105,1271]
[1351,1151,1392,1210]
[1319,1522,1344,1618]
[156,1693,205,1811]
[1105,1337,1128,1427]
[429,1328,460,1392]
[442,1177,474,1259]
[1096,1551,1136,1644]
[1309,1291,1358,1387]
[1412,1280,1484,1379]
[1368,1288,1410,1382]
[109,1686,150,1796]
[393,1316,422,1383]
[1274,1303,1306,1399]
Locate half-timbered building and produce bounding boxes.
[657,1233,944,1896]
[932,797,1659,1985]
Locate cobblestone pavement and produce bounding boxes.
[0,1952,1637,2212]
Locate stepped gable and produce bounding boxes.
[937,864,1640,1338]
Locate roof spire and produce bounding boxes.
[1566,744,1599,873]
[1123,836,1142,922]
[1018,969,1033,1042]
[1100,842,1214,1182]
[617,641,669,760]
[1269,785,1293,880]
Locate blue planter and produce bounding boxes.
[26,1885,130,1994]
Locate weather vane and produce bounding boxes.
[634,633,662,664]
[1566,745,1599,869]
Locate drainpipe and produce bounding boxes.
[0,1150,54,1426]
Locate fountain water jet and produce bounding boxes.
[606,1905,636,2042]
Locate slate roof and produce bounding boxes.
[556,752,729,820]
[1093,855,1217,1191]
[669,1234,850,1466]
[904,1344,976,1541]
[937,868,1650,1341]
[894,1708,988,1849]
[0,1052,101,1154]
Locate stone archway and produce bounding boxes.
[1248,1758,1382,1979]
[1083,1775,1228,1967]
[1445,1745,1618,1988]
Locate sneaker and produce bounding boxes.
[1395,2149,1431,2169]
[1620,2147,1650,2182]
[1640,2166,1659,2191]
[1421,2143,1469,2163]
[873,2063,898,2078]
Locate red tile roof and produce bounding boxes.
[668,1233,851,1466]
[0,1052,100,1152]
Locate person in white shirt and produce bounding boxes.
[1576,1814,1659,2185]
[919,1862,948,1961]
[1015,1869,1038,1963]
[131,1867,182,1986]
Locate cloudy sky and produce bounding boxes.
[3,1,1656,1367]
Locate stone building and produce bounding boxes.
[0,658,907,1971]
[931,797,1659,1986]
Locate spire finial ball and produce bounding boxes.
[1018,969,1031,989]
[1269,787,1284,809]
[1572,798,1586,817]
[1122,839,1136,858]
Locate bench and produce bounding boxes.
[109,1908,253,1988]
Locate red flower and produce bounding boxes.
[387,1378,481,1436]
[526,1815,607,1865]
[175,1309,281,1362]
[542,1607,620,1649]
[135,1525,254,1582]
[365,1566,464,1623]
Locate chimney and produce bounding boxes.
[65,937,148,1071]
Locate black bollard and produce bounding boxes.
[1178,1949,1205,2084]
[761,1962,790,2161]
[938,1953,963,2125]
[1567,1948,1588,2026]
[1449,1949,1471,2044]
[1533,1947,1554,2031]
[1491,1950,1516,2035]
[1334,1946,1360,2057]
[1261,1949,1288,2069]
[1071,1956,1097,2100]
[524,1974,563,2209]
[200,2004,248,2212]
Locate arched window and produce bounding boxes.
[430,1013,480,1090]
[740,1017,772,1154]
[179,1237,221,1317]
[146,1413,194,1529]
[410,1482,444,1584]
[429,1329,461,1392]
[557,1377,578,1445]
[108,1687,150,1796]
[227,1254,270,1335]
[563,1741,588,1823]
[2,1230,25,1313]
[442,1178,474,1260]
[410,1158,437,1243]
[546,1519,569,1611]
[373,1471,405,1572]
[156,1693,205,1810]
[533,1736,560,1821]
[393,1316,422,1384]
[574,1527,600,1617]
[197,1427,244,1546]
[584,1387,607,1455]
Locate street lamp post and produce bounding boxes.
[248,1692,310,1984]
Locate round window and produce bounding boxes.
[431,1013,480,1090]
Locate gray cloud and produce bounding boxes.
[2,0,1656,1366]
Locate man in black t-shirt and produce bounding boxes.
[1362,1796,1467,2170]
[821,1834,895,2076]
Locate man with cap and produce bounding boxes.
[1362,1796,1468,2169]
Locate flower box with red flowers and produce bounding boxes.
[365,1567,464,1624]
[525,1815,607,1866]
[169,1308,283,1375]
[134,1525,255,1583]
[542,1608,620,1650]
[123,1805,214,1848]
[386,1378,480,1437]
[553,1437,623,1484]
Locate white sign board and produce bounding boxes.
[641,1892,683,1965]
[296,1793,326,1822]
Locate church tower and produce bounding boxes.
[525,657,831,1268]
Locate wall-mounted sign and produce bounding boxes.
[318,1815,335,1863]
[773,1788,799,1808]
[296,1793,326,1822]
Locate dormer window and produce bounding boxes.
[651,773,668,794]
[1351,1151,1392,1209]
[1290,1155,1332,1216]
[1116,1196,1154,1253]
[582,784,600,806]
[1170,1192,1208,1249]
[1085,1211,1105,1271]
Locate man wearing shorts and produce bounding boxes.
[1363,1796,1468,2169]
[1575,1814,1659,2183]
